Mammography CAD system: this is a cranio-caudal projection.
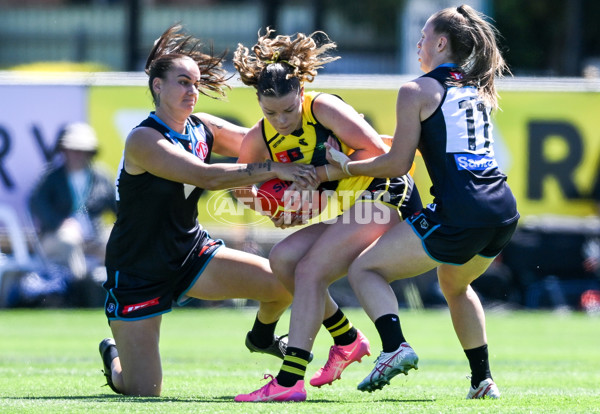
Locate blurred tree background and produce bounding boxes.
[326,0,599,76]
[0,0,598,76]
[493,0,600,76]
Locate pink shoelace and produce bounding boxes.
[322,345,347,369]
[246,374,277,396]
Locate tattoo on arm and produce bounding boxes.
[243,164,255,176]
[209,120,225,129]
[239,159,272,176]
[261,160,272,171]
[210,120,247,142]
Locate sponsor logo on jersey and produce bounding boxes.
[123,297,160,315]
[272,135,286,148]
[454,153,498,171]
[275,147,304,163]
[275,151,291,163]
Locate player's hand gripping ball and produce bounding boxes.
[257,178,326,220]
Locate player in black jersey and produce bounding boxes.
[233,29,421,402]
[327,4,518,399]
[98,24,318,397]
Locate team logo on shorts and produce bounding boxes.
[419,218,429,230]
[107,303,115,313]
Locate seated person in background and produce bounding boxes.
[29,122,117,281]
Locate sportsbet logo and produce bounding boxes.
[205,187,394,227]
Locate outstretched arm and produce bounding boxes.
[327,80,427,178]
[124,126,317,191]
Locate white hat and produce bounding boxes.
[59,122,98,152]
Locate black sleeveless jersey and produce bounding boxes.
[105,113,214,280]
[418,65,519,227]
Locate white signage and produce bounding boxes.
[0,84,87,228]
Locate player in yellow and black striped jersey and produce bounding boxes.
[262,90,373,206]
[232,28,422,402]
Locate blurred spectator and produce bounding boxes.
[24,122,116,306]
[583,161,600,274]
[471,255,519,307]
[582,237,600,276]
[579,159,600,314]
[502,216,600,311]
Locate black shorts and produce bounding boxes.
[103,236,224,321]
[407,210,518,265]
[355,175,423,220]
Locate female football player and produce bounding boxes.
[327,4,519,399]
[232,28,422,402]
[98,24,317,397]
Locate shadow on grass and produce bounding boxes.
[5,395,435,404]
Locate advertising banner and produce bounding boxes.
[2,79,599,235]
[90,83,600,221]
[0,84,87,227]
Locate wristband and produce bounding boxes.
[328,146,352,176]
[342,160,353,176]
[324,164,332,181]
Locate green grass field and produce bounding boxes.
[0,307,598,413]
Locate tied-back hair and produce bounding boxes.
[145,24,229,104]
[430,4,511,109]
[233,28,340,97]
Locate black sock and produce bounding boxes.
[276,347,311,387]
[323,307,357,346]
[374,314,406,352]
[464,344,492,388]
[249,315,277,349]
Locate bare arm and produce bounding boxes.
[195,112,248,158]
[328,79,437,177]
[124,126,316,191]
[314,93,388,162]
[233,123,272,207]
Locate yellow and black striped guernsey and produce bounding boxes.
[261,91,373,210]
